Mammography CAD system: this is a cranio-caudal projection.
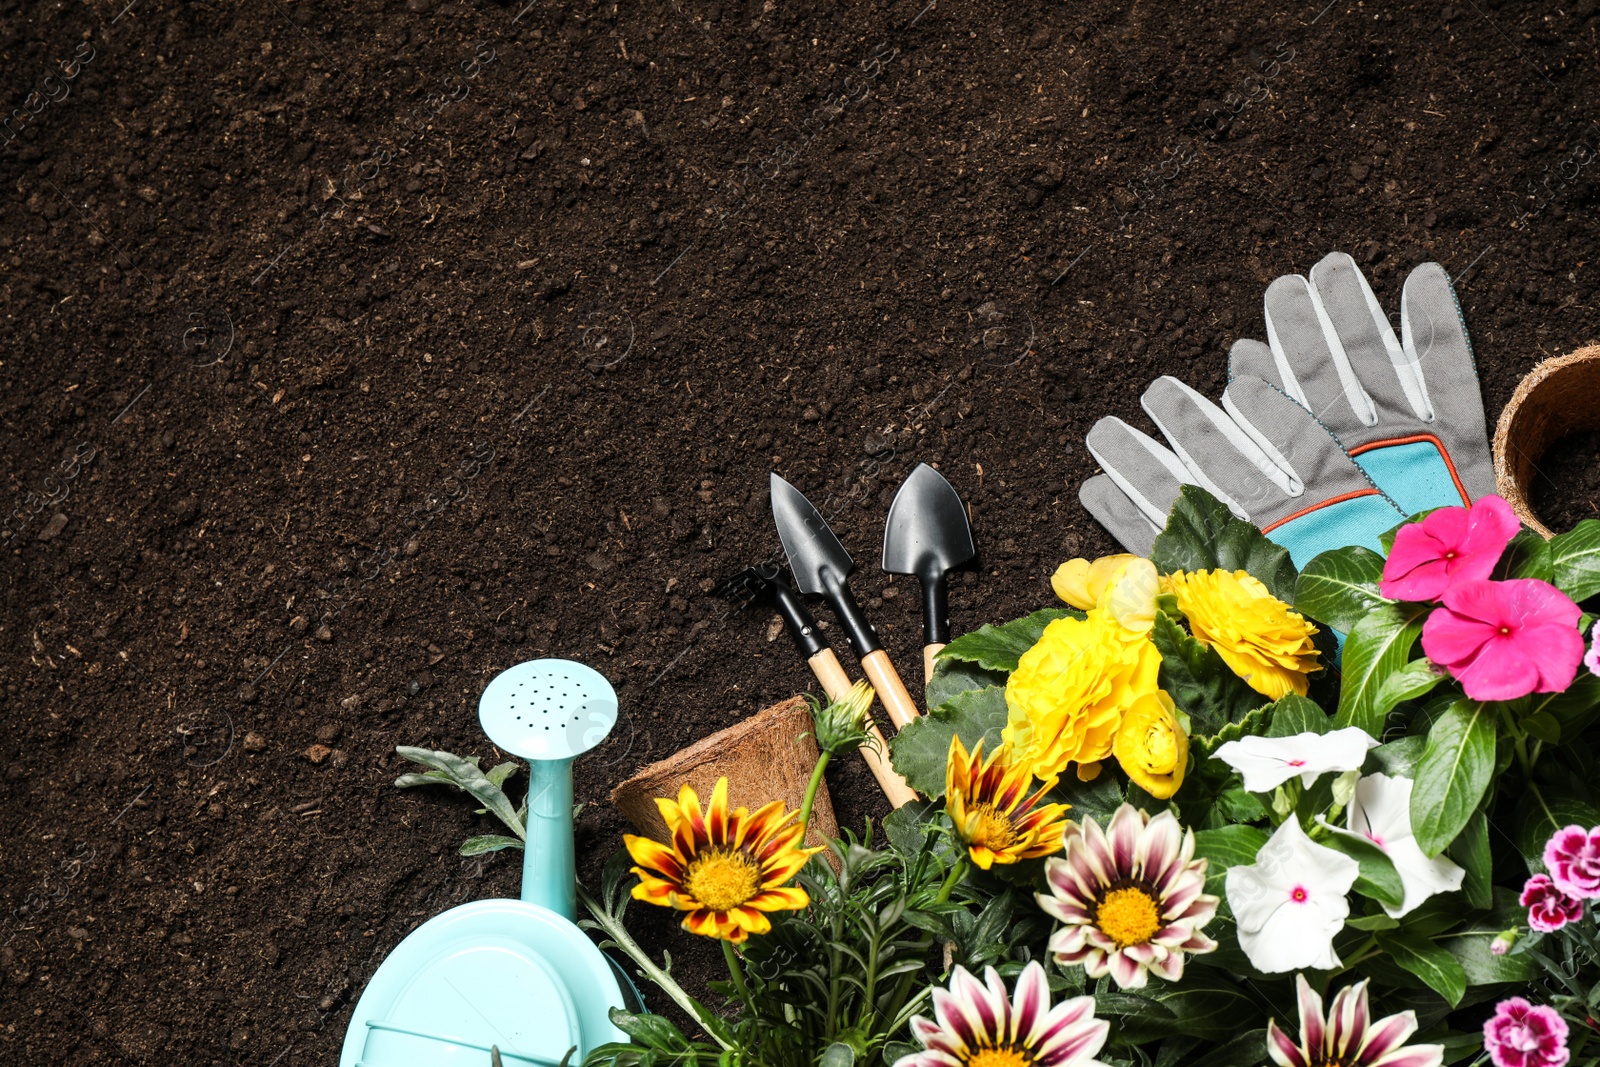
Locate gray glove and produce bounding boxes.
[1081,375,1405,566]
[1229,252,1493,516]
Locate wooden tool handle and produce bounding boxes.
[807,649,919,808]
[808,647,855,703]
[923,643,945,687]
[860,648,921,729]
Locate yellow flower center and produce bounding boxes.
[1095,886,1162,948]
[967,1046,1032,1067]
[683,848,761,912]
[1135,719,1177,774]
[968,803,1018,851]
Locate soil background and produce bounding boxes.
[1,0,1598,1063]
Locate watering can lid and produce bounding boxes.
[339,899,625,1067]
[479,658,618,761]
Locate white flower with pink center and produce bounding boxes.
[1212,728,1378,793]
[1227,816,1358,972]
[1037,804,1218,989]
[1344,773,1463,918]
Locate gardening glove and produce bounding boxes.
[1081,374,1406,567]
[1228,252,1493,517]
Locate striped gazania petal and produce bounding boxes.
[942,735,1069,868]
[1358,1011,1420,1062]
[1268,1019,1312,1067]
[1038,804,1218,989]
[1296,974,1327,1056]
[1328,979,1371,1060]
[895,963,1109,1067]
[1267,975,1442,1067]
[625,775,820,943]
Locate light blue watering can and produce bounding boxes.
[339,659,633,1067]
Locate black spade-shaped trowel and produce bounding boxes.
[882,463,976,686]
[770,473,924,730]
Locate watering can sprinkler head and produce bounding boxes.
[479,659,618,921]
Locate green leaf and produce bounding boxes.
[1440,890,1537,986]
[1150,610,1267,736]
[1321,828,1406,909]
[1410,701,1495,857]
[1447,810,1493,910]
[1494,530,1554,581]
[1294,546,1389,632]
[460,834,524,855]
[1515,791,1600,872]
[882,799,945,859]
[1521,672,1600,741]
[1142,972,1264,1042]
[1047,770,1125,825]
[1373,659,1447,716]
[1551,519,1600,601]
[607,1011,692,1051]
[1381,932,1468,1007]
[1335,603,1429,737]
[1264,693,1332,737]
[820,1043,856,1067]
[1345,912,1400,931]
[1152,484,1298,602]
[1193,825,1268,896]
[927,658,1009,711]
[1213,787,1267,824]
[1190,1031,1272,1067]
[485,761,520,789]
[393,746,526,840]
[937,608,1078,673]
[1369,734,1425,779]
[889,686,1009,797]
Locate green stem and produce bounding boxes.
[1498,703,1533,776]
[798,750,831,839]
[575,882,733,1050]
[721,938,755,1010]
[1329,937,1382,979]
[935,857,967,904]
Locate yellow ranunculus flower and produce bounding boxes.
[1112,690,1188,799]
[1051,554,1161,634]
[1167,569,1322,700]
[1003,608,1162,781]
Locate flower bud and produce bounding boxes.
[809,680,876,756]
[1490,928,1520,956]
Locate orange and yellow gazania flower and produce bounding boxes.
[624,777,820,943]
[945,735,1071,870]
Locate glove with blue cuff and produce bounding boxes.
[1228,251,1493,516]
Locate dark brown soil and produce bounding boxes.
[1531,431,1600,532]
[2,0,1599,1062]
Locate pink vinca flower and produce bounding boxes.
[1544,825,1600,901]
[1521,874,1584,932]
[1419,579,1583,701]
[1586,621,1600,678]
[1483,998,1570,1067]
[1380,494,1519,601]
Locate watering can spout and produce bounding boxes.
[522,757,577,919]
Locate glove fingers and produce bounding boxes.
[1400,261,1495,499]
[1080,475,1159,557]
[1262,271,1359,421]
[1141,375,1291,521]
[1085,416,1192,529]
[1228,338,1284,392]
[1220,376,1388,506]
[1308,251,1428,424]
